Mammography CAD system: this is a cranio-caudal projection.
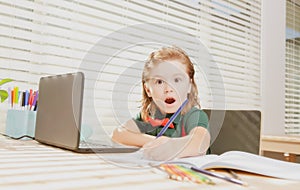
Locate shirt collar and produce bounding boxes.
[153,109,181,125]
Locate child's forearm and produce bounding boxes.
[176,127,210,158]
[112,127,154,147]
[112,119,155,147]
[142,127,210,161]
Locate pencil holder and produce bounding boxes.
[5,109,37,138]
[80,124,93,140]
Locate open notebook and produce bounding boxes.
[35,72,139,153]
[102,150,300,181]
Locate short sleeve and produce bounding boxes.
[184,109,209,134]
[132,113,156,134]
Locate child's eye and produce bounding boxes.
[155,79,164,85]
[174,78,182,83]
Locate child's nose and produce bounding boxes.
[164,83,173,93]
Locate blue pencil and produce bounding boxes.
[191,166,248,186]
[25,90,29,110]
[156,99,188,138]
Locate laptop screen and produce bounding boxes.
[35,72,84,150]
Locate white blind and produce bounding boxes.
[0,0,261,134]
[285,0,300,135]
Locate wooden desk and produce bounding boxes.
[261,135,300,162]
[0,136,300,190]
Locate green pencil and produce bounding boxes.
[176,164,215,185]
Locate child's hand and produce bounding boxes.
[142,136,180,161]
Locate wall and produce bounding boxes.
[261,0,286,135]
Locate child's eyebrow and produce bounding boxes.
[173,73,185,77]
[150,75,164,79]
[152,73,186,78]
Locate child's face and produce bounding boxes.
[145,60,191,114]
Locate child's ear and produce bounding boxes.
[144,83,152,97]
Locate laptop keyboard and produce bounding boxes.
[79,140,131,149]
[79,141,112,148]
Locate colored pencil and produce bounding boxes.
[191,166,248,186]
[160,164,214,185]
[156,99,188,138]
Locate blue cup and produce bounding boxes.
[5,109,36,138]
[80,124,93,140]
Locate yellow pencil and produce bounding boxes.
[161,164,184,181]
[167,164,190,182]
[176,165,215,185]
[160,164,179,181]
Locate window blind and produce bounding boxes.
[0,0,261,135]
[285,0,300,135]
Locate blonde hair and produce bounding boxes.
[141,46,200,121]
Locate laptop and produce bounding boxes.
[35,72,139,153]
[203,109,261,155]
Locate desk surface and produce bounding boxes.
[1,136,300,190]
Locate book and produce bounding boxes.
[168,151,300,181]
[103,150,300,181]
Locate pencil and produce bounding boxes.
[160,164,215,185]
[191,166,248,186]
[225,169,241,180]
[156,99,188,138]
[167,164,190,181]
[172,164,199,183]
[175,165,214,185]
[160,164,183,181]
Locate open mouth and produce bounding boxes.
[165,97,176,104]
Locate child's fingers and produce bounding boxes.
[142,137,172,160]
[143,136,169,149]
